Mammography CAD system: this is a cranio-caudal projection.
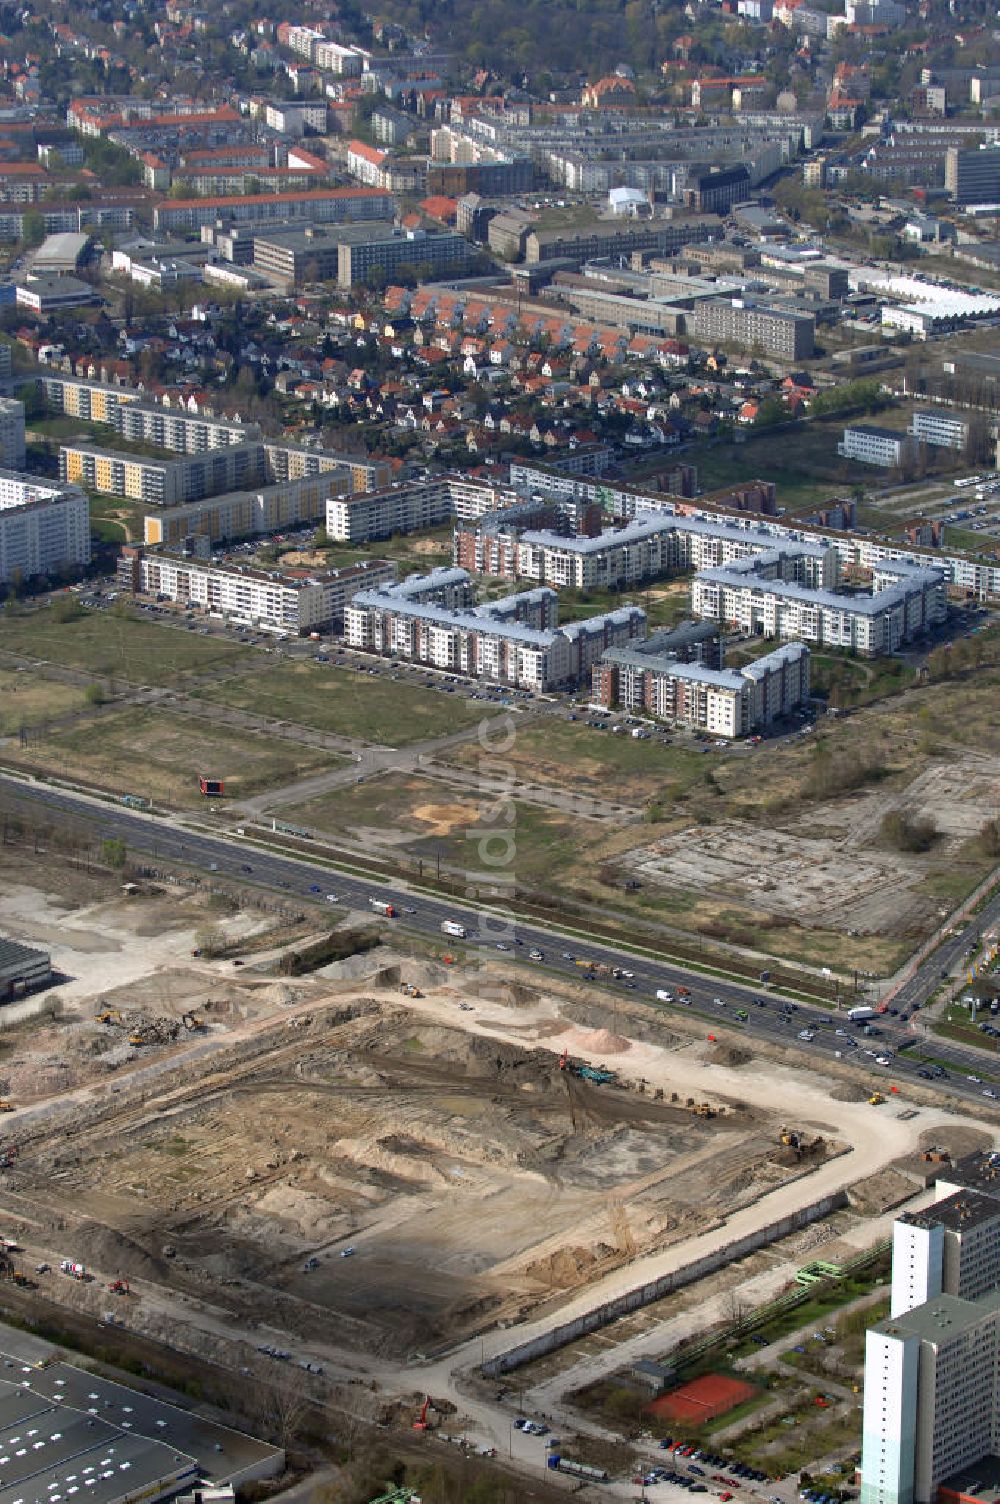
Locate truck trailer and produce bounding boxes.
[848,1006,876,1022]
[546,1456,609,1482]
[441,921,467,939]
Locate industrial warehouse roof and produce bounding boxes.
[0,1330,281,1490]
[30,233,90,270]
[0,937,50,974]
[0,1379,197,1504]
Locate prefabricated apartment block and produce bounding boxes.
[344,569,646,691]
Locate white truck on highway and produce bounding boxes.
[441,920,467,939]
[848,1006,877,1022]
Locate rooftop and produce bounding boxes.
[0,936,50,973]
[873,1290,1000,1346]
[901,1189,1000,1235]
[697,560,943,616]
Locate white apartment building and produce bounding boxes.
[264,100,329,135]
[116,403,257,455]
[0,470,90,584]
[862,1183,1000,1504]
[510,459,1000,599]
[137,552,396,633]
[0,397,26,471]
[594,640,809,737]
[327,473,511,543]
[892,1191,1000,1318]
[908,409,970,452]
[862,1294,1000,1504]
[692,554,946,656]
[344,571,646,691]
[313,41,362,75]
[514,515,836,593]
[839,424,918,469]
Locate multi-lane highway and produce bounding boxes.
[3,770,999,1103]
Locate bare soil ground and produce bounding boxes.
[0,860,815,1363]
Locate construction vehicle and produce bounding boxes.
[412,1395,434,1432]
[180,1012,205,1032]
[0,1101,13,1113]
[779,1127,801,1148]
[557,1051,615,1084]
[108,1278,130,1295]
[400,983,423,998]
[575,1064,616,1084]
[869,1092,886,1106]
[693,1103,716,1118]
[59,1260,89,1280]
[94,1010,122,1026]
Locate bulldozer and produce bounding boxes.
[0,1101,14,1114]
[869,1092,886,1106]
[779,1126,801,1148]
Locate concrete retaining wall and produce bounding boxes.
[482,1190,848,1376]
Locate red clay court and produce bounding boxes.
[646,1373,758,1424]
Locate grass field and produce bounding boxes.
[684,419,877,511]
[26,415,110,441]
[552,580,692,630]
[284,773,607,887]
[12,706,332,808]
[0,669,89,734]
[192,661,499,745]
[88,495,148,545]
[0,607,251,685]
[321,525,454,578]
[446,718,709,809]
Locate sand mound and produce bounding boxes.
[262,981,301,1006]
[706,1044,751,1068]
[577,1027,631,1054]
[71,1221,170,1282]
[830,1081,869,1102]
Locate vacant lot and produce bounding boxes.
[285,772,609,886]
[0,669,89,734]
[194,662,499,745]
[0,607,251,685]
[13,705,332,807]
[681,419,882,511]
[446,719,709,810]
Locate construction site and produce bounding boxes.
[0,833,995,1504]
[0,845,864,1360]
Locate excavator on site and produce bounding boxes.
[412,1396,435,1432]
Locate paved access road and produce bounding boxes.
[3,772,998,1106]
